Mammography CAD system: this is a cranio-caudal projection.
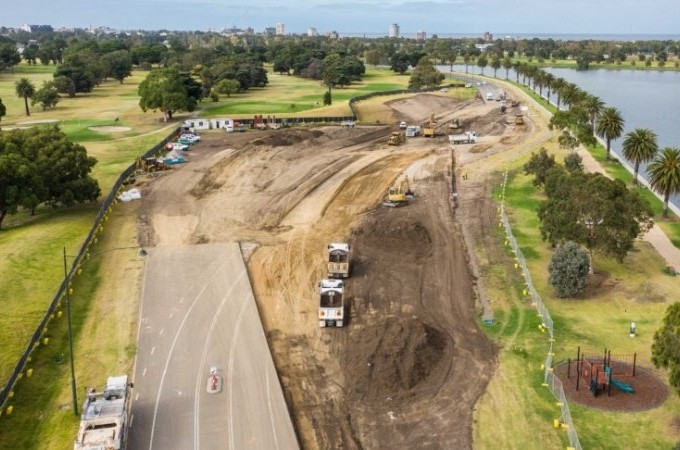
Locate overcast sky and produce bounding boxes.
[3,0,680,37]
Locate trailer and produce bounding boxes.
[448,131,477,144]
[405,125,421,137]
[319,279,345,327]
[74,375,132,450]
[327,243,351,278]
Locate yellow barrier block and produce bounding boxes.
[6,405,13,415]
[9,390,14,399]
[27,368,33,378]
[42,337,49,346]
[57,311,63,318]
[553,419,560,428]
[69,288,74,295]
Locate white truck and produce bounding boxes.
[319,279,345,327]
[74,375,132,450]
[327,243,351,278]
[449,131,478,144]
[405,125,421,137]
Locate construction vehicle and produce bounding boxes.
[515,113,525,126]
[74,375,133,450]
[422,113,437,137]
[405,125,421,137]
[136,156,170,173]
[448,118,462,131]
[387,131,406,145]
[327,243,351,278]
[319,279,345,327]
[449,131,478,144]
[383,175,415,207]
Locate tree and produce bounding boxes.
[564,153,584,173]
[321,54,341,101]
[214,79,240,97]
[364,49,380,67]
[582,95,605,131]
[523,148,556,187]
[0,151,34,228]
[652,302,680,396]
[622,128,658,185]
[138,68,190,121]
[0,98,5,125]
[15,78,35,116]
[596,106,625,159]
[390,51,410,74]
[548,241,590,297]
[538,171,653,269]
[0,42,21,72]
[31,81,60,111]
[408,56,444,90]
[558,130,579,153]
[647,147,680,218]
[476,54,488,75]
[53,75,76,97]
[101,50,133,83]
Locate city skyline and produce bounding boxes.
[3,0,680,36]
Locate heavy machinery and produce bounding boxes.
[405,125,421,137]
[136,156,170,173]
[387,131,406,145]
[515,113,525,126]
[449,131,478,144]
[74,375,133,450]
[422,113,437,137]
[327,243,351,278]
[319,279,345,327]
[383,175,415,207]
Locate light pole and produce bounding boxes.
[63,246,78,416]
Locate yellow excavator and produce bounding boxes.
[422,113,437,137]
[383,175,415,207]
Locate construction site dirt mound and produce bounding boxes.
[344,316,449,402]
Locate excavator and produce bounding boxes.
[422,113,437,138]
[382,175,415,207]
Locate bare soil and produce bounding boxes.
[136,93,535,449]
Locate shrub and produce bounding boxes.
[548,241,590,298]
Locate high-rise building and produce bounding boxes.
[388,23,400,38]
[308,27,318,37]
[415,30,427,41]
[276,23,285,35]
[264,27,276,36]
[484,31,493,42]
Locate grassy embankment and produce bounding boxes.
[472,78,680,449]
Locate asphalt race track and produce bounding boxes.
[127,243,298,450]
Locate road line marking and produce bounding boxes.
[159,329,164,336]
[169,312,174,319]
[228,292,251,450]
[265,356,280,450]
[130,414,134,428]
[150,346,155,355]
[149,259,229,450]
[135,392,139,401]
[194,268,247,450]
[143,368,147,377]
[179,298,184,304]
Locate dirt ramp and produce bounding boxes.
[344,317,449,402]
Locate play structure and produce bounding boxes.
[567,347,637,397]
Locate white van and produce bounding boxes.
[485,92,494,101]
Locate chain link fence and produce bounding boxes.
[0,127,179,412]
[498,170,583,450]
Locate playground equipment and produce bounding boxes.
[568,347,637,397]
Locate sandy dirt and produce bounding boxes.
[136,92,538,449]
[89,125,132,132]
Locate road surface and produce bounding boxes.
[128,242,299,450]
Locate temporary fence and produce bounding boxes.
[0,126,180,413]
[498,170,583,450]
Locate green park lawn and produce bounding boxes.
[1,61,679,449]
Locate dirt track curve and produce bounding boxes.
[137,92,538,449]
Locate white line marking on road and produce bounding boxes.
[148,261,228,450]
[136,392,139,401]
[130,414,134,428]
[143,368,147,377]
[169,312,174,319]
[228,293,251,450]
[150,346,155,355]
[194,268,247,450]
[265,356,280,450]
[179,297,184,304]
[159,328,164,336]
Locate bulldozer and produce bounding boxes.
[136,156,169,173]
[383,175,415,207]
[422,113,437,137]
[515,113,525,126]
[387,131,406,146]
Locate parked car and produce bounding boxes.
[179,133,201,142]
[171,142,189,152]
[341,120,355,128]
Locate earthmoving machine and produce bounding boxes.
[405,125,421,137]
[387,131,406,145]
[383,174,415,207]
[74,375,133,450]
[327,243,351,278]
[515,113,525,126]
[422,112,437,137]
[136,156,169,173]
[319,279,345,327]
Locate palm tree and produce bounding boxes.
[551,77,566,109]
[15,78,36,116]
[622,128,658,185]
[595,106,625,159]
[502,57,513,79]
[543,72,555,104]
[582,95,605,130]
[647,147,680,217]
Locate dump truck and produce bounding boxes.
[405,125,421,137]
[387,131,406,145]
[327,243,351,278]
[74,375,132,450]
[319,279,345,327]
[449,131,478,144]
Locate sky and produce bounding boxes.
[3,0,680,37]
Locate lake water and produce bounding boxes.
[443,64,680,210]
